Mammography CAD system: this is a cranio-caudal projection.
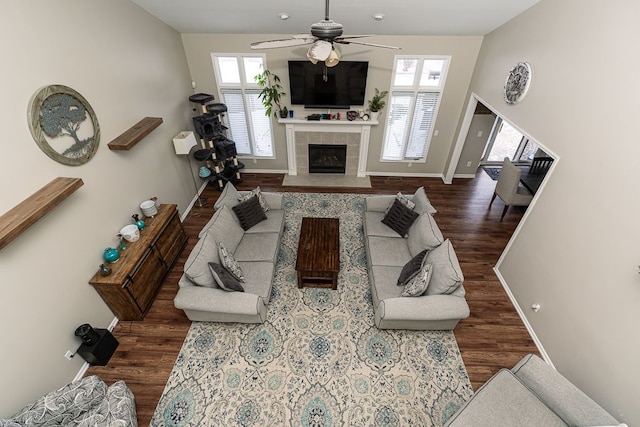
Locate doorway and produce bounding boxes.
[481,117,539,165]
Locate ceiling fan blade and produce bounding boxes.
[335,35,375,40]
[251,37,315,50]
[336,40,401,50]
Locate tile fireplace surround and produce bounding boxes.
[279,118,377,178]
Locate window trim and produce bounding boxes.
[211,53,275,159]
[380,55,451,163]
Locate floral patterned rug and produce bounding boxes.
[152,193,472,427]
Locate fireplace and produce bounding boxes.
[308,144,347,174]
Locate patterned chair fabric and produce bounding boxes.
[0,375,137,427]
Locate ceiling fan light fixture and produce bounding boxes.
[373,14,384,21]
[307,40,332,63]
[279,13,290,20]
[325,48,340,67]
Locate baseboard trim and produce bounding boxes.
[452,173,477,179]
[492,267,554,369]
[367,171,444,179]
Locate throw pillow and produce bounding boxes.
[385,192,416,214]
[424,239,464,295]
[239,186,270,212]
[232,195,267,231]
[401,263,433,297]
[397,249,429,286]
[381,198,419,237]
[218,242,245,282]
[184,232,219,287]
[208,262,244,292]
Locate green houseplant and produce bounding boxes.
[255,67,288,118]
[367,88,388,113]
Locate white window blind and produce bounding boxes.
[212,54,274,158]
[381,56,449,162]
[406,92,439,159]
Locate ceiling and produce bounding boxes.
[130,0,541,36]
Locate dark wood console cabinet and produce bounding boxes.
[89,204,187,320]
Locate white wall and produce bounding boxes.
[0,1,194,416]
[467,0,640,423]
[180,34,482,177]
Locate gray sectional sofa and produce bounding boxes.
[364,188,470,330]
[445,354,626,426]
[173,184,285,323]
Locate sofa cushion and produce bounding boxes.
[209,262,244,292]
[381,199,419,237]
[444,369,566,426]
[238,261,275,300]
[239,186,270,212]
[234,232,280,263]
[184,232,220,287]
[412,186,437,215]
[198,204,245,252]
[401,263,433,297]
[232,195,267,231]
[244,209,284,234]
[424,239,464,295]
[364,211,405,238]
[367,236,413,267]
[407,213,444,256]
[397,249,429,286]
[213,181,242,210]
[219,242,245,281]
[370,265,405,305]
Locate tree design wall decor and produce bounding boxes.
[28,85,100,166]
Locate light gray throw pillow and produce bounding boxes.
[424,239,464,295]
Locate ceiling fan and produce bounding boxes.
[250,0,400,67]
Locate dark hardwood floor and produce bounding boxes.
[87,170,538,425]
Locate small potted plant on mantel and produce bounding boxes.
[255,67,288,119]
[367,88,388,121]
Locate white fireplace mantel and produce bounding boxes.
[278,118,378,177]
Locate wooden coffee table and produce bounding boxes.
[296,217,340,290]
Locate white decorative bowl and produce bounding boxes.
[140,200,158,217]
[120,224,140,242]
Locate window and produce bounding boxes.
[381,56,449,161]
[211,54,274,158]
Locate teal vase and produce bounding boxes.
[132,214,145,230]
[103,247,120,263]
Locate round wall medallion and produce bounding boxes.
[504,62,532,105]
[28,85,100,166]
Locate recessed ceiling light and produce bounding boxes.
[373,14,384,21]
[279,13,290,20]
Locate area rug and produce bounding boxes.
[152,193,472,427]
[483,167,501,181]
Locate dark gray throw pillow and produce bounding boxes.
[232,195,267,231]
[208,262,244,292]
[381,198,419,237]
[397,249,429,286]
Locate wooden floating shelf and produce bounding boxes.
[107,117,163,151]
[0,177,84,251]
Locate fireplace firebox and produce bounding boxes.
[308,144,347,174]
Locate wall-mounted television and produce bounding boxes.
[288,61,369,109]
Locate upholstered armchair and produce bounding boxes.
[490,157,534,219]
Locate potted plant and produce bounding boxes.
[367,88,388,120]
[255,67,288,119]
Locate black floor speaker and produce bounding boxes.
[76,328,119,366]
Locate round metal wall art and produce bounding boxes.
[504,62,532,105]
[28,84,100,166]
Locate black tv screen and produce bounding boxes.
[288,61,368,109]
